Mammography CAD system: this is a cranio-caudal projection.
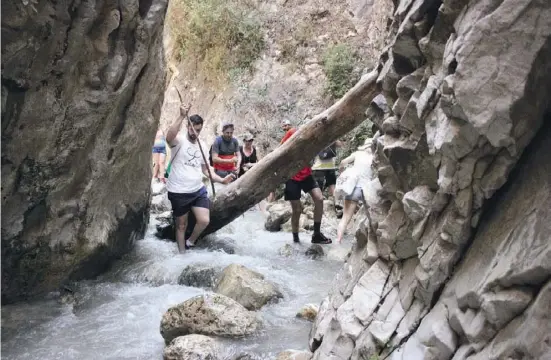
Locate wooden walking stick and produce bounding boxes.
[174,87,217,198]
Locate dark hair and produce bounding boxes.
[222,123,234,131]
[189,114,204,125]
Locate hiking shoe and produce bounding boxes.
[311,232,332,244]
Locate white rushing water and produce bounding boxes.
[1,204,352,359]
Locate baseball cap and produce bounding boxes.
[243,133,254,141]
[282,119,291,125]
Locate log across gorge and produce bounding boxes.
[191,69,381,237]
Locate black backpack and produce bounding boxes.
[318,143,337,160]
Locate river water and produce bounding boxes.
[1,193,351,359]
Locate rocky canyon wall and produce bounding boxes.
[1,0,168,303]
[310,0,551,359]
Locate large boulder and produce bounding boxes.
[1,0,168,303]
[265,202,293,231]
[178,264,222,288]
[160,293,259,344]
[215,264,283,310]
[163,335,220,360]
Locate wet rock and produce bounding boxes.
[296,304,319,322]
[278,244,300,257]
[178,264,222,288]
[265,202,292,231]
[163,334,220,360]
[215,264,283,310]
[196,236,236,254]
[156,218,175,240]
[305,245,324,259]
[276,349,312,360]
[160,293,259,344]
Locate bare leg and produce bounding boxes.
[174,213,189,253]
[187,207,210,245]
[328,184,335,198]
[337,200,358,243]
[158,153,166,181]
[152,152,160,179]
[310,187,324,223]
[290,200,302,233]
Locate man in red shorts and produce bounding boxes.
[280,120,332,244]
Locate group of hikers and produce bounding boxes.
[152,104,374,253]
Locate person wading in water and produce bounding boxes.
[166,105,234,253]
[152,129,167,183]
[211,123,241,180]
[280,119,332,244]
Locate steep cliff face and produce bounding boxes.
[1,0,168,303]
[310,0,551,359]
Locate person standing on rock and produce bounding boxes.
[166,105,234,253]
[211,123,241,180]
[280,119,332,244]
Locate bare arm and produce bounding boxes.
[166,104,190,145]
[235,150,242,170]
[202,164,233,183]
[339,152,356,170]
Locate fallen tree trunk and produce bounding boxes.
[201,69,381,236]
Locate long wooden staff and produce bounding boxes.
[175,87,216,198]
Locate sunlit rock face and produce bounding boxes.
[310,0,551,358]
[1,0,168,303]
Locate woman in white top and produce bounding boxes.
[335,139,374,243]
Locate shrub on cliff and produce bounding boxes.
[169,0,265,83]
[322,43,358,99]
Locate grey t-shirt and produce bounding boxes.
[212,136,239,155]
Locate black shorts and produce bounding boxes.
[313,169,337,189]
[168,187,210,217]
[284,175,319,201]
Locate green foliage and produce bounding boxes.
[322,43,358,99]
[169,0,265,83]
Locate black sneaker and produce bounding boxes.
[312,232,332,244]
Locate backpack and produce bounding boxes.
[318,143,337,160]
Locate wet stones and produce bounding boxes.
[214,264,283,311]
[296,304,319,322]
[160,293,259,344]
[178,264,222,289]
[163,334,220,360]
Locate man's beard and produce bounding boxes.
[188,132,197,141]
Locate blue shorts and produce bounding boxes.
[168,187,210,217]
[152,146,166,154]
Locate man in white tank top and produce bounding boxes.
[165,105,234,253]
